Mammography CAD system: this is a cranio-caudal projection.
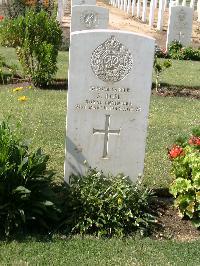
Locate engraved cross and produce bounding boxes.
[93,115,120,159]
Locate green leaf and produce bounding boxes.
[169,178,192,197]
[192,219,200,228]
[12,186,31,195]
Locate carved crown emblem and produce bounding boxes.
[90,36,133,83]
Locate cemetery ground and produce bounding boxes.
[0,45,200,264]
[97,0,200,48]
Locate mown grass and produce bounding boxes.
[157,59,200,88]
[0,46,199,187]
[0,45,200,264]
[0,236,200,265]
[0,86,199,188]
[0,46,69,80]
[0,46,199,88]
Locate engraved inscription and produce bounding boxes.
[91,36,133,83]
[75,85,141,112]
[93,114,120,158]
[173,8,189,36]
[80,11,99,29]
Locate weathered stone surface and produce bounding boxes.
[65,30,155,183]
[166,6,193,47]
[71,5,109,32]
[72,0,96,6]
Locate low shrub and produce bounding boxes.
[0,120,59,236]
[0,9,62,87]
[168,126,200,228]
[65,167,157,237]
[168,41,200,61]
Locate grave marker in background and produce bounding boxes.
[65,30,155,183]
[71,5,109,32]
[72,0,96,5]
[166,6,193,48]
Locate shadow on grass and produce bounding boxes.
[152,82,200,99]
[38,79,68,91]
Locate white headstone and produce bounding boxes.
[120,0,124,9]
[117,0,121,8]
[127,0,131,13]
[65,30,155,183]
[57,0,64,23]
[124,0,127,11]
[72,0,96,5]
[198,0,200,21]
[132,0,136,15]
[142,0,147,21]
[157,0,165,30]
[166,6,193,48]
[149,0,156,27]
[182,0,187,6]
[136,0,141,17]
[190,0,195,8]
[71,5,109,32]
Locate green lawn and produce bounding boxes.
[0,46,199,88]
[157,59,200,88]
[0,46,199,187]
[0,85,199,188]
[0,236,200,265]
[0,46,69,80]
[0,47,200,263]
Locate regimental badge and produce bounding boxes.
[90,35,133,83]
[80,11,99,29]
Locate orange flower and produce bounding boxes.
[0,15,4,21]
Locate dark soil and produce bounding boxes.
[152,196,200,241]
[153,85,200,99]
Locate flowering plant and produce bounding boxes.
[168,127,200,227]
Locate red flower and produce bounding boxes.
[169,145,184,159]
[189,136,200,146]
[0,16,4,21]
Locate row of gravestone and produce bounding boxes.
[70,0,193,48]
[64,0,156,183]
[109,0,199,32]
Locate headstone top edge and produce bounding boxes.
[170,5,193,10]
[72,4,107,8]
[71,29,156,42]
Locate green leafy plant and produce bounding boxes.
[65,167,157,237]
[168,41,200,61]
[168,126,200,228]
[0,9,62,87]
[0,120,59,236]
[154,57,172,92]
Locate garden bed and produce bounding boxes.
[153,196,200,241]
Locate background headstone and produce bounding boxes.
[166,6,193,48]
[157,0,165,30]
[65,30,155,183]
[72,0,96,6]
[71,5,109,32]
